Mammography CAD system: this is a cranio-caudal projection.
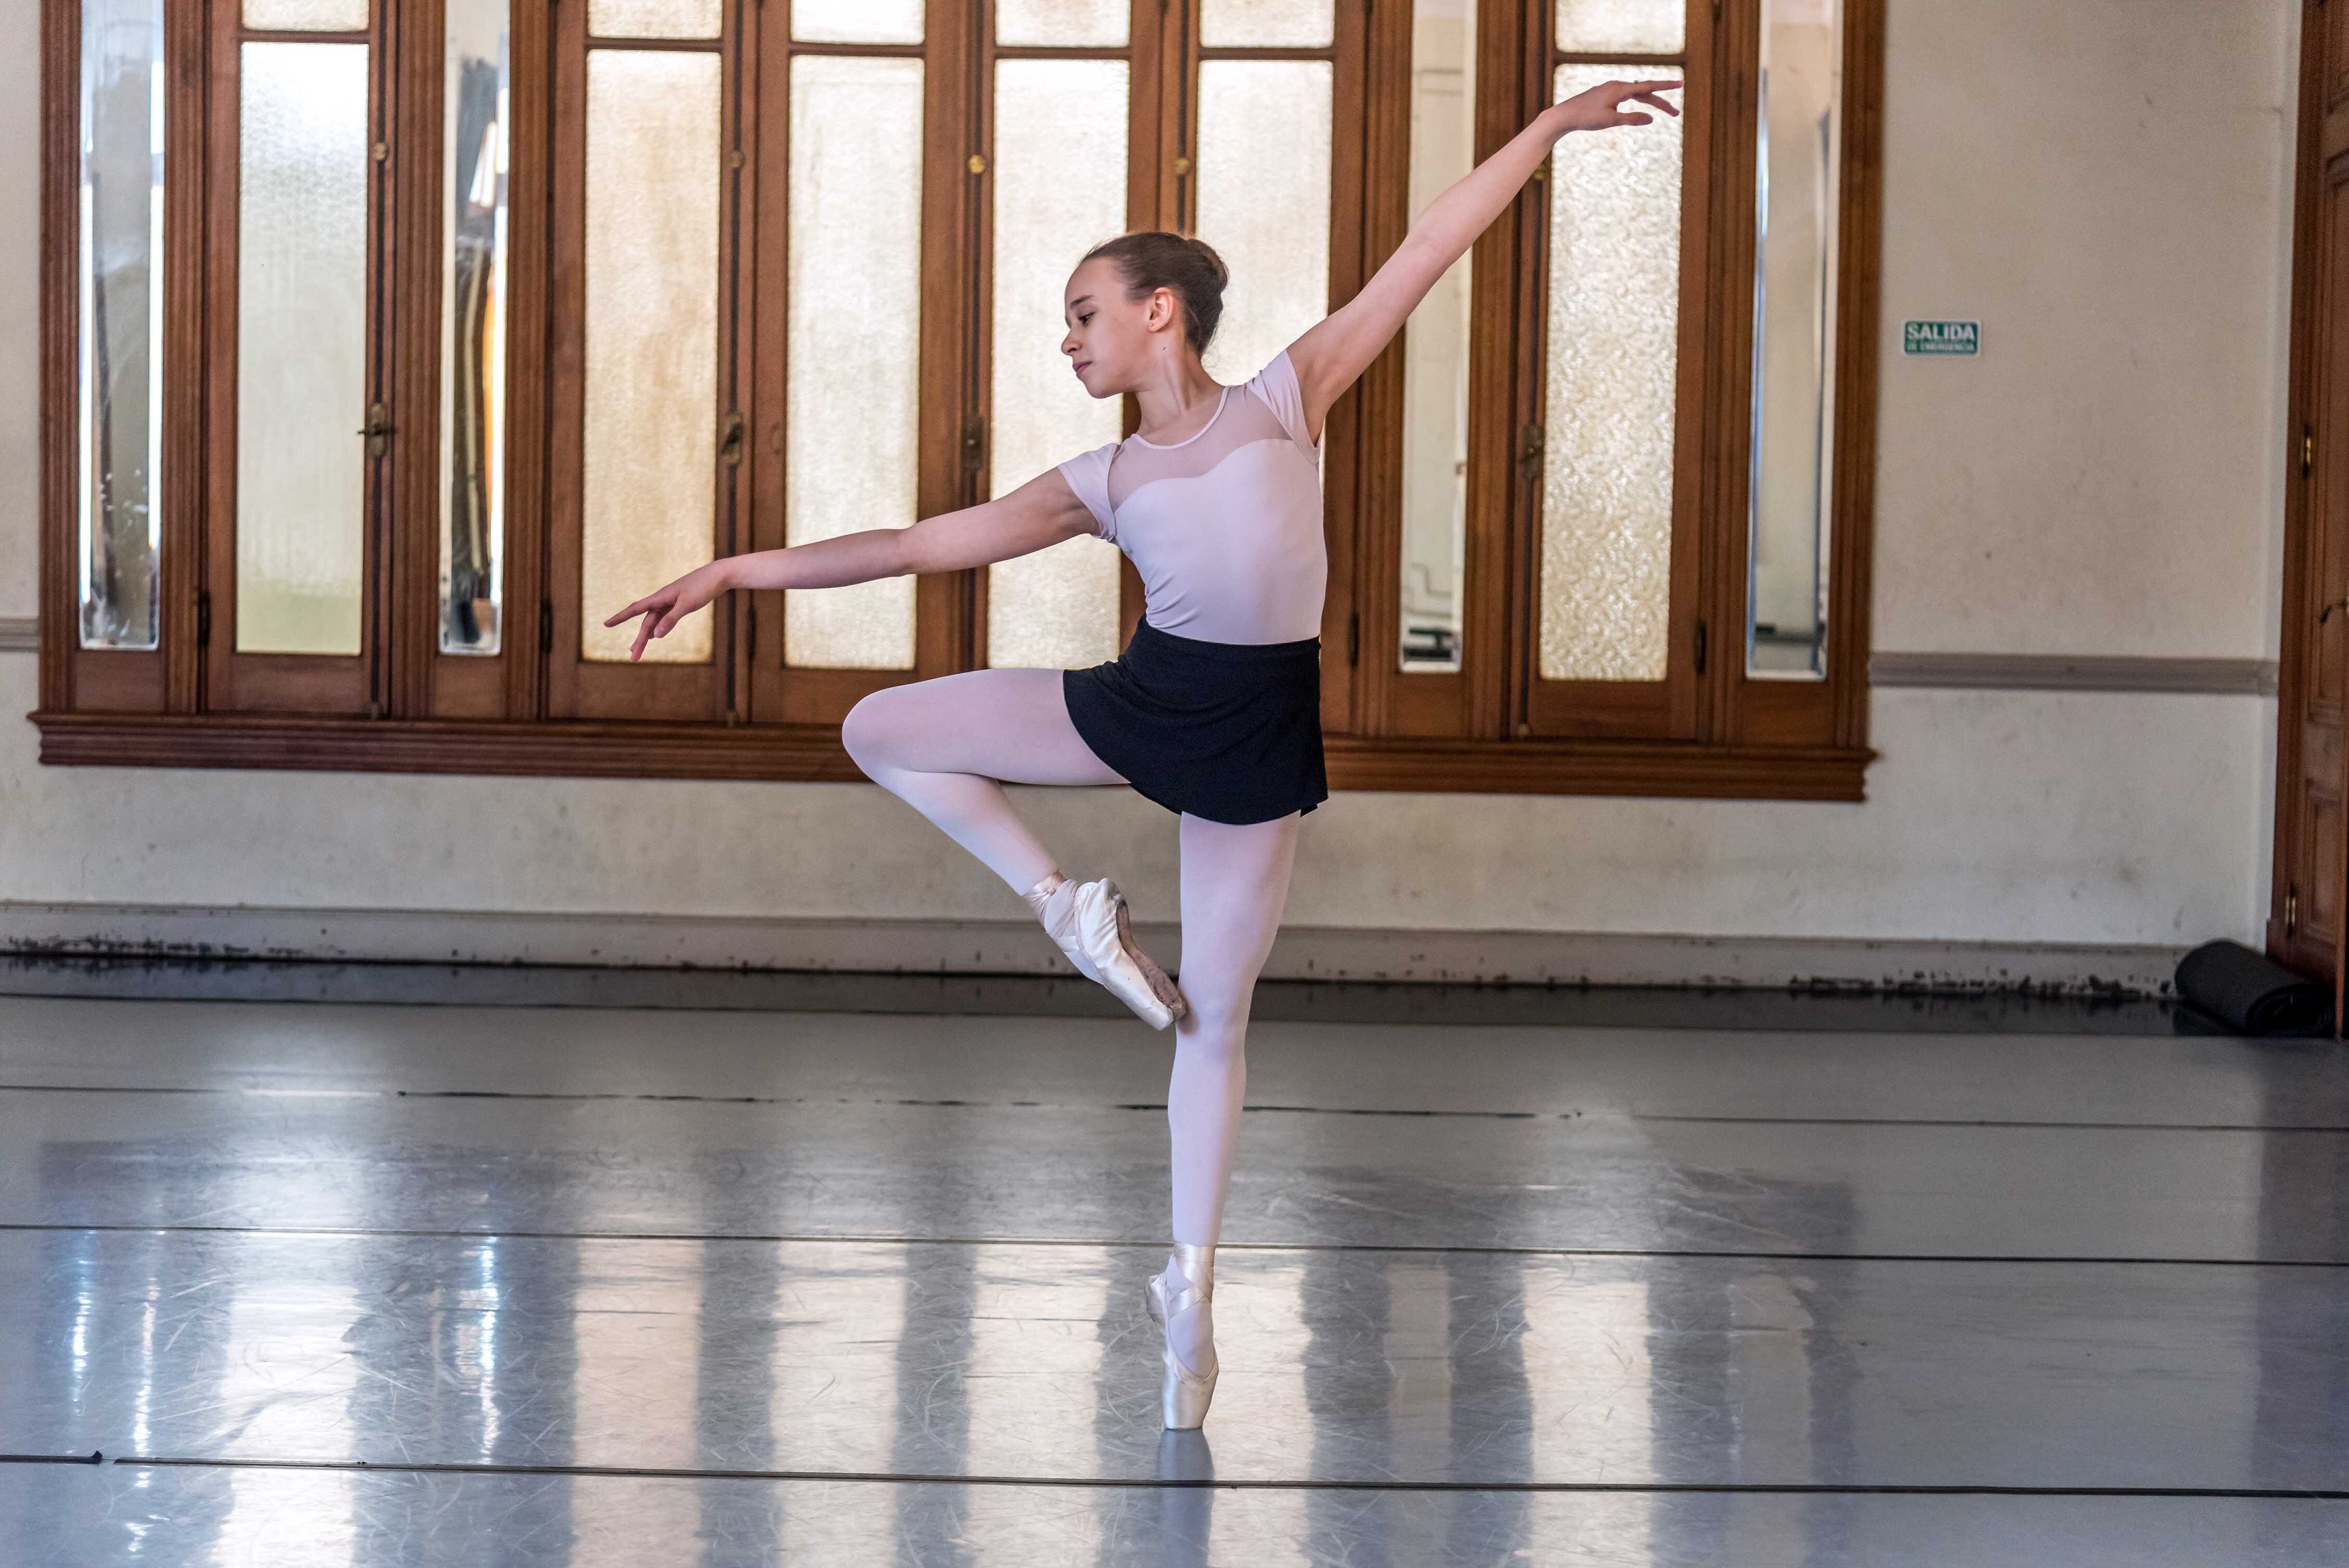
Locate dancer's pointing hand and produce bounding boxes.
[605,559,732,662]
[1548,78,1683,134]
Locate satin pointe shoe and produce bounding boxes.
[1146,1243,1219,1430]
[1024,872,1191,1030]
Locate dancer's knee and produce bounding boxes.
[1177,982,1253,1054]
[840,690,900,777]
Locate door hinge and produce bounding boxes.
[1347,612,1360,666]
[2304,425,2316,478]
[196,590,211,647]
[1517,422,1544,482]
[539,599,553,653]
[1695,618,1709,674]
[2285,886,2300,933]
[359,401,393,458]
[719,410,745,467]
[962,414,988,476]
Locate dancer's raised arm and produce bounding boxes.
[1283,75,1681,443]
[602,469,1096,662]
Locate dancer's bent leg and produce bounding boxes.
[1158,810,1300,1375]
[840,667,1124,894]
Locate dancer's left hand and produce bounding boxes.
[606,559,731,662]
[1547,78,1682,134]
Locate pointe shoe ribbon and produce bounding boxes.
[1147,1245,1219,1430]
[1026,874,1190,1030]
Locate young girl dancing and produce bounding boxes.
[608,77,1682,1430]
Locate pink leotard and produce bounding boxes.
[1055,347,1327,646]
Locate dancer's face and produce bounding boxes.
[1062,257,1188,396]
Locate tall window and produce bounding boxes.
[41,0,1884,800]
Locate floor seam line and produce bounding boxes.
[5,1084,2343,1135]
[0,1222,2335,1268]
[61,1456,2349,1500]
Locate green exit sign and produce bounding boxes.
[1905,320,1980,356]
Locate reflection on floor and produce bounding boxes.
[0,983,2344,1564]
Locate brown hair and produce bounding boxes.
[1080,231,1230,356]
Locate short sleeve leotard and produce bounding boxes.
[1054,348,1325,646]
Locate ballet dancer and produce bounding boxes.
[607,76,1682,1429]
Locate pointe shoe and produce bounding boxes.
[1146,1244,1219,1430]
[1025,873,1190,1030]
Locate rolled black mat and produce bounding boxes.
[2174,939,2334,1036]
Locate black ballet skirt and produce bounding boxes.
[1062,618,1329,826]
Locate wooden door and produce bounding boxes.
[2271,0,2349,1022]
[200,0,393,717]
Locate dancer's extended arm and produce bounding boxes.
[602,469,1096,661]
[1283,75,1681,443]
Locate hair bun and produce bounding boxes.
[1080,230,1230,355]
[1186,235,1230,292]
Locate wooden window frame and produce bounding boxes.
[35,0,1883,802]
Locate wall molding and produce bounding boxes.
[0,616,35,653]
[1870,651,2279,696]
[0,901,2187,996]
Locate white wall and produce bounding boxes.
[0,0,2303,976]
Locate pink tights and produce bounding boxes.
[842,667,1299,1361]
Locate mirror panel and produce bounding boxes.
[1746,0,1843,679]
[1398,0,1476,673]
[78,0,166,650]
[439,0,511,655]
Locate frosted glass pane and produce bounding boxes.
[791,0,921,44]
[1398,0,1474,673]
[1194,60,1330,386]
[440,0,509,654]
[1201,0,1333,47]
[580,49,720,664]
[1554,0,1683,54]
[787,55,922,669]
[588,0,720,40]
[988,58,1128,671]
[1537,62,1681,683]
[235,41,368,656]
[1748,0,1842,678]
[244,0,367,29]
[78,0,165,650]
[997,0,1127,46]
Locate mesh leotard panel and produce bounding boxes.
[1055,348,1326,646]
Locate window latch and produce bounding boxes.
[358,403,393,458]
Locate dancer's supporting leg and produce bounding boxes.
[1160,810,1303,1374]
[840,667,1125,894]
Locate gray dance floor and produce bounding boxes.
[0,984,2345,1565]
